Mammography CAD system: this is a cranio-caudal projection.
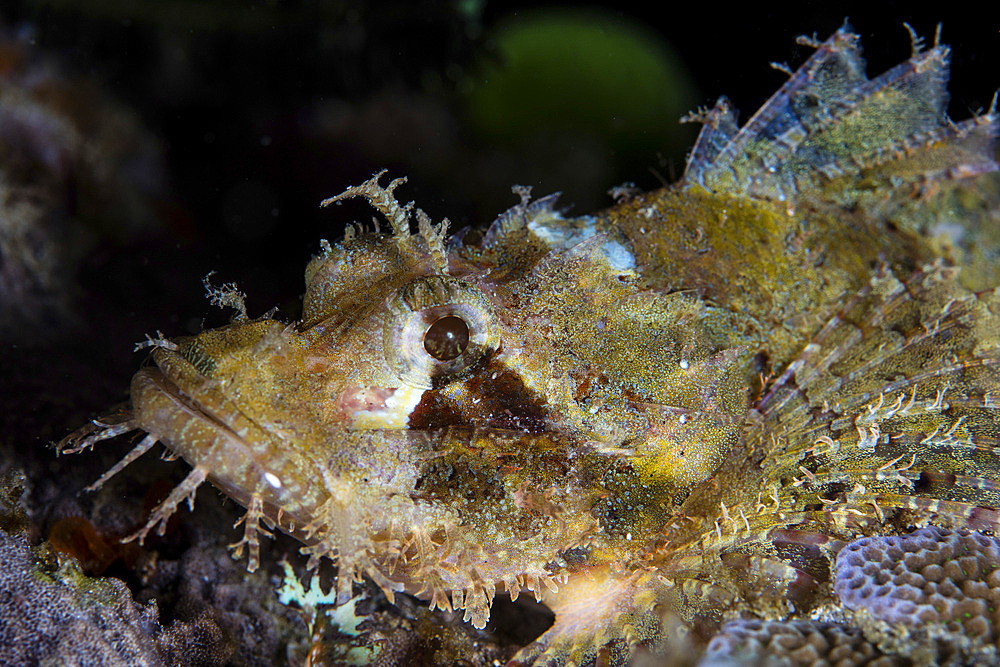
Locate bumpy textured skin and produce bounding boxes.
[61,27,1000,665]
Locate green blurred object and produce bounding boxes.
[465,8,697,177]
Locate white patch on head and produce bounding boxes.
[350,384,425,428]
[601,240,636,272]
[930,220,966,245]
[528,216,594,248]
[528,216,636,273]
[264,472,282,489]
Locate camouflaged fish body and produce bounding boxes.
[62,28,1000,665]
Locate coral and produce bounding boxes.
[0,468,29,534]
[171,541,295,666]
[0,462,301,666]
[307,594,515,667]
[835,526,1000,643]
[700,618,903,666]
[0,528,229,666]
[275,561,522,665]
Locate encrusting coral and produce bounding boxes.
[703,527,1000,665]
[836,527,1000,643]
[0,471,230,667]
[700,618,903,666]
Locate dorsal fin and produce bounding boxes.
[682,27,998,206]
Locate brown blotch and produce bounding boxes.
[48,516,140,575]
[458,359,552,433]
[408,391,466,430]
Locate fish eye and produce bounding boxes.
[384,277,498,388]
[423,315,470,361]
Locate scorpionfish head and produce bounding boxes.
[127,173,751,624]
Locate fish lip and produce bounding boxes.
[131,353,317,535]
[130,369,262,489]
[131,346,271,469]
[135,363,230,433]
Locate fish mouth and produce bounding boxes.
[129,347,317,531]
[127,340,600,601]
[131,347,249,457]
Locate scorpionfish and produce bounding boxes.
[63,27,1000,665]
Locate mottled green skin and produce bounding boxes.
[63,28,1000,666]
[599,186,931,369]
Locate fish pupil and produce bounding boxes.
[423,315,470,361]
